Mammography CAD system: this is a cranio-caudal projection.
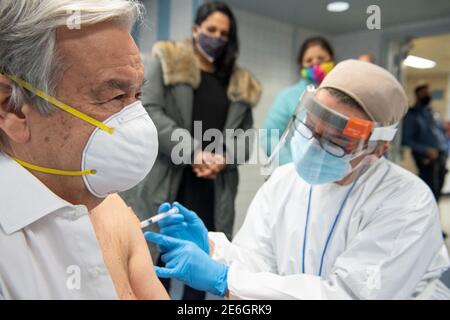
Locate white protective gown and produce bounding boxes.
[209,158,450,299]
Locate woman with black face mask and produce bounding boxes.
[120,1,261,300]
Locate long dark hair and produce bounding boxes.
[297,36,334,66]
[194,1,239,79]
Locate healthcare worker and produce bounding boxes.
[145,60,450,299]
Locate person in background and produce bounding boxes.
[263,36,335,165]
[403,84,449,201]
[120,1,261,300]
[359,53,376,64]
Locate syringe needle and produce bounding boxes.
[140,207,179,229]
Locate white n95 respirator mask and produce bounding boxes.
[3,72,158,198]
[81,101,158,198]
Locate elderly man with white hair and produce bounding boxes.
[0,0,168,299]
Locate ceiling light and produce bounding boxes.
[327,2,350,13]
[403,55,436,69]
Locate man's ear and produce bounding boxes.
[0,76,30,145]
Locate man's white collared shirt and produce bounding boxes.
[0,154,117,299]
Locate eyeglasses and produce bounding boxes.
[292,115,347,158]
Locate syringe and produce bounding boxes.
[140,207,179,229]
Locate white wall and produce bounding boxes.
[332,30,383,63]
[170,0,195,41]
[138,0,198,55]
[233,9,296,234]
[138,0,158,54]
[234,9,298,127]
[232,9,326,235]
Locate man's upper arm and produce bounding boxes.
[125,208,169,300]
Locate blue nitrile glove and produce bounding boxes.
[145,232,228,297]
[157,202,210,255]
[158,202,172,214]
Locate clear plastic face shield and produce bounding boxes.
[266,86,398,184]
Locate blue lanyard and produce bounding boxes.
[301,179,359,277]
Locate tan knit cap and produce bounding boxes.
[319,60,408,125]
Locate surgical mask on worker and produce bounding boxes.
[290,130,352,185]
[196,32,227,63]
[301,61,335,86]
[2,72,159,198]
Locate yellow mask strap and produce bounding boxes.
[0,71,114,135]
[14,158,96,176]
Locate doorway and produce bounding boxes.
[400,33,450,248]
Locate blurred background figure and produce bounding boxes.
[402,84,449,201]
[121,1,261,300]
[359,53,376,64]
[262,36,335,165]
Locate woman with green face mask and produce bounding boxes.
[263,36,335,166]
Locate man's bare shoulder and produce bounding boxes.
[89,194,142,269]
[91,194,140,232]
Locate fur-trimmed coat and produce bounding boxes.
[121,39,262,240]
